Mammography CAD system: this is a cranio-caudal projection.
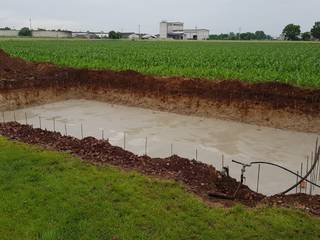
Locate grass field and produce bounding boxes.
[0,137,320,240]
[0,39,320,88]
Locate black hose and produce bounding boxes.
[251,142,320,195]
[280,146,320,195]
[250,161,320,189]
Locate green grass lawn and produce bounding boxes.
[0,136,319,240]
[0,39,320,88]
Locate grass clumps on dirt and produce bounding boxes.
[0,137,319,240]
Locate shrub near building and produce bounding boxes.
[18,27,32,37]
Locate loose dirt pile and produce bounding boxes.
[0,122,263,206]
[1,49,320,132]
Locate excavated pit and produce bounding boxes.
[1,49,320,214]
[4,99,318,196]
[1,49,320,133]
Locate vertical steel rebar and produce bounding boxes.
[306,156,309,194]
[195,149,198,161]
[295,171,299,194]
[39,116,42,129]
[13,111,16,122]
[222,154,225,170]
[81,123,83,139]
[310,152,314,195]
[53,118,56,132]
[256,164,261,193]
[315,155,320,186]
[300,162,303,193]
[123,132,126,150]
[102,130,104,140]
[145,136,148,156]
[64,123,67,136]
[25,112,28,125]
[170,143,173,156]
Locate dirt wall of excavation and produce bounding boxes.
[1,49,320,133]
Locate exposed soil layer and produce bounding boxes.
[0,122,319,215]
[1,49,320,132]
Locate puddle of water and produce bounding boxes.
[3,99,319,196]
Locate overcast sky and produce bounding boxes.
[1,0,319,36]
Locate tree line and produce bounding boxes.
[209,31,272,40]
[209,21,320,41]
[282,22,320,41]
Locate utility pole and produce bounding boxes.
[138,24,141,39]
[29,17,32,30]
[238,27,242,40]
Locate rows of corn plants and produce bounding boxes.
[0,39,319,88]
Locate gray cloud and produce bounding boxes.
[1,0,319,36]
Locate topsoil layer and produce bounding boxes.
[0,122,320,216]
[1,49,320,132]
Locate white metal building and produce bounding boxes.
[159,21,209,40]
[32,30,72,38]
[184,29,210,40]
[160,21,184,39]
[0,30,19,37]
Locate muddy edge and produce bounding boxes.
[0,49,320,133]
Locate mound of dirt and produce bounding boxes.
[1,122,320,215]
[265,194,320,215]
[0,122,264,206]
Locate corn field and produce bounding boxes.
[0,39,320,88]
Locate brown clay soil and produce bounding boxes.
[0,122,320,216]
[1,49,320,132]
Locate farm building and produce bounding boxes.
[159,21,209,40]
[96,32,109,38]
[160,21,184,39]
[0,29,72,38]
[121,32,136,38]
[72,32,99,39]
[184,29,209,40]
[32,30,72,38]
[128,34,140,40]
[0,30,19,37]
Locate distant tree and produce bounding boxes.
[0,27,11,30]
[282,24,301,40]
[266,35,273,40]
[240,32,256,40]
[109,31,121,39]
[311,21,320,40]
[255,31,267,40]
[18,27,32,37]
[301,32,311,41]
[228,32,237,40]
